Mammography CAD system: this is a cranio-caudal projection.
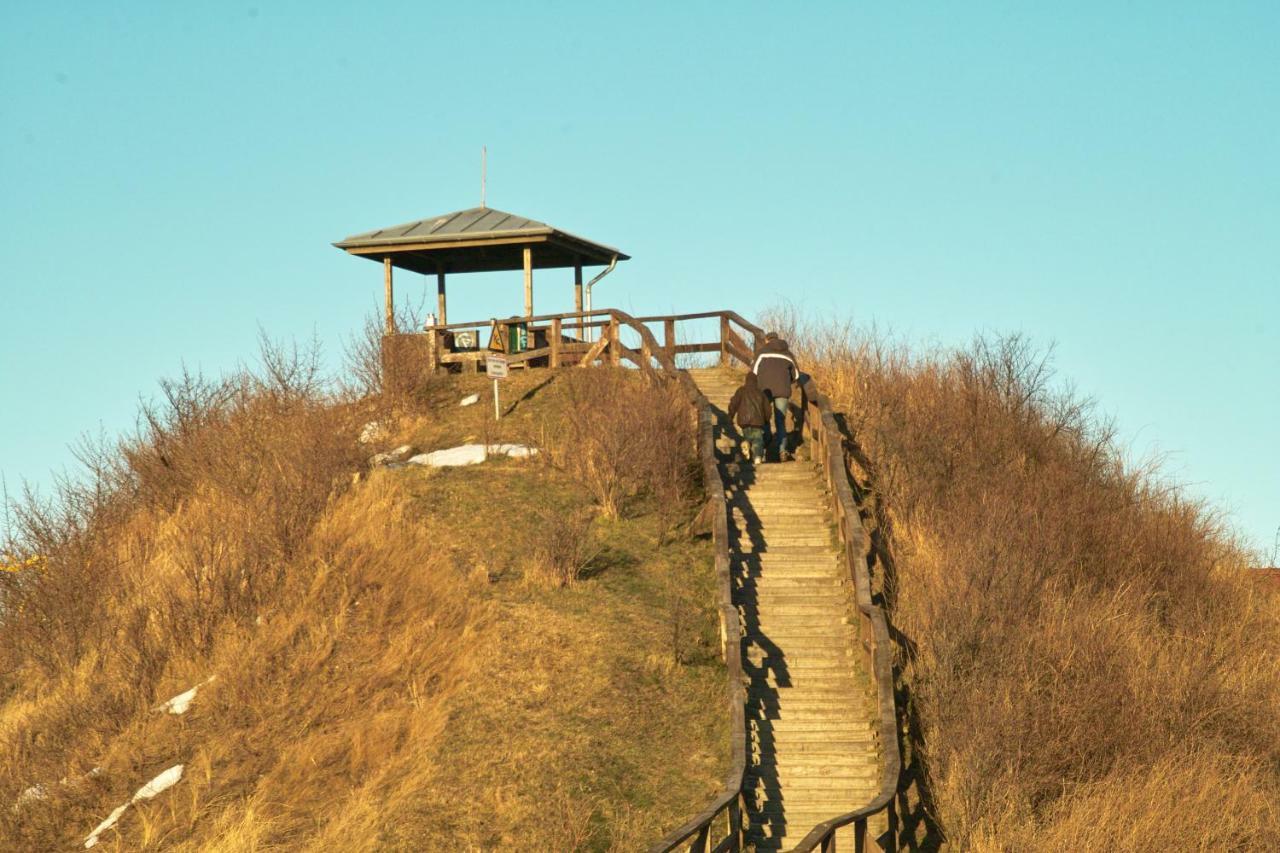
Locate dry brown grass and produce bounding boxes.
[537,369,698,521]
[771,312,1280,851]
[0,352,728,850]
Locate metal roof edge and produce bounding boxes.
[334,226,557,250]
[546,230,631,261]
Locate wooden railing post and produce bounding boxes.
[719,314,730,366]
[430,329,443,374]
[609,316,621,366]
[383,257,395,334]
[665,318,676,361]
[550,317,562,368]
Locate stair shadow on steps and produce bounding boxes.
[725,466,795,847]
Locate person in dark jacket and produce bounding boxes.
[727,372,770,464]
[752,332,799,461]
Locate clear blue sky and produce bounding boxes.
[2,3,1277,557]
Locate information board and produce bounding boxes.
[486,354,509,379]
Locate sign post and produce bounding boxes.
[485,354,509,419]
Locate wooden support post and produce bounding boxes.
[609,315,620,366]
[383,257,395,334]
[664,318,676,360]
[573,261,583,339]
[719,313,730,367]
[436,269,447,325]
[550,317,562,368]
[523,246,533,318]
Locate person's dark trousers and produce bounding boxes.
[769,395,789,460]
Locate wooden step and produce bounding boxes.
[751,734,877,750]
[742,701,870,717]
[750,721,876,736]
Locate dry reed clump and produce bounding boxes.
[776,313,1280,850]
[524,504,600,588]
[0,345,485,850]
[538,368,698,520]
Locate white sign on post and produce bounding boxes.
[486,354,509,419]
[485,354,509,379]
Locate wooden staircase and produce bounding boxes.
[687,369,881,852]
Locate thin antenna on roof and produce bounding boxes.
[481,146,487,209]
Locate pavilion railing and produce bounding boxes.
[382,308,902,852]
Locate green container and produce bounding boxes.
[507,321,528,353]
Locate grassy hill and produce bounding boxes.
[0,353,729,850]
[8,319,1278,852]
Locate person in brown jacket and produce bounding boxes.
[752,332,799,461]
[727,372,771,464]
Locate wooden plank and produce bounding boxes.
[550,318,562,368]
[416,310,610,334]
[631,309,730,323]
[674,342,720,355]
[383,257,394,333]
[439,350,486,365]
[436,269,447,324]
[725,310,766,342]
[344,234,550,255]
[725,340,752,366]
[523,246,533,317]
[574,262,584,338]
[719,314,730,367]
[505,345,554,365]
[614,342,655,375]
[725,325,752,364]
[577,333,610,367]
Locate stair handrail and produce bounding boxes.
[785,374,902,852]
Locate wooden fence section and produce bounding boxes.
[383,308,902,851]
[380,308,757,392]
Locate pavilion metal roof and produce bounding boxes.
[333,206,628,275]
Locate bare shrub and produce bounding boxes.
[539,369,697,520]
[659,557,699,666]
[525,506,599,588]
[343,313,385,397]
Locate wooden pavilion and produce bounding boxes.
[334,206,629,333]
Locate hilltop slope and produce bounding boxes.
[0,359,729,850]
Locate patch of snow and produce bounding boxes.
[459,393,480,407]
[406,444,537,468]
[85,803,129,848]
[16,784,47,806]
[154,676,214,715]
[13,767,102,813]
[358,421,387,444]
[133,765,184,800]
[370,444,418,467]
[84,765,185,848]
